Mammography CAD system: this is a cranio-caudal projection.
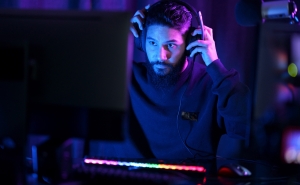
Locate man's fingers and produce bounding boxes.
[130,14,144,37]
[186,40,206,50]
[205,26,213,35]
[205,28,213,40]
[130,4,150,38]
[130,25,139,37]
[190,47,203,58]
[133,10,145,18]
[131,15,144,30]
[190,26,212,40]
[191,27,202,36]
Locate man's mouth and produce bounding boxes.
[154,64,169,69]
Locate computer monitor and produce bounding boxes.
[0,9,133,144]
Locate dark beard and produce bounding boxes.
[145,56,186,90]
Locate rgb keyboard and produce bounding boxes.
[72,158,206,184]
[84,158,206,173]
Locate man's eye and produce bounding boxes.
[168,43,176,48]
[149,41,156,46]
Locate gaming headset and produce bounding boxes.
[134,0,203,56]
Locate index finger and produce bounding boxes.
[133,4,150,18]
[131,14,144,30]
[203,26,213,40]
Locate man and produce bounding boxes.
[91,0,250,160]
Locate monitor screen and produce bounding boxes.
[0,9,133,142]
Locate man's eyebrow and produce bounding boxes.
[146,36,155,40]
[146,36,180,43]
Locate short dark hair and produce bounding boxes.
[145,1,192,34]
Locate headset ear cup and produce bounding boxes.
[141,28,146,52]
[185,27,196,56]
[134,36,144,52]
[134,23,144,52]
[133,23,147,52]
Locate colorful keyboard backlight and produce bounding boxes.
[84,158,206,173]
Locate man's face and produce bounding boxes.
[145,25,187,76]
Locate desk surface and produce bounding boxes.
[24,157,300,185]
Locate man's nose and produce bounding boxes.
[158,46,169,61]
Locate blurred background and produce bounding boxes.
[1,0,300,172]
[0,0,259,88]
